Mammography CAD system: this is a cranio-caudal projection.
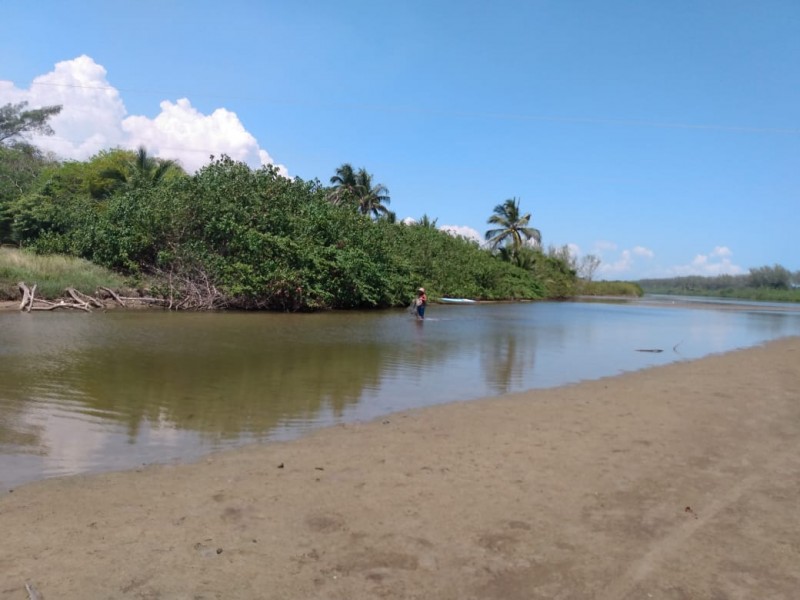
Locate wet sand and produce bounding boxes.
[1,337,799,599]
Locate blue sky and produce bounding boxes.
[2,1,798,280]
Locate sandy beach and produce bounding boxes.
[1,337,798,599]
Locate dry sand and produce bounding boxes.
[1,337,799,599]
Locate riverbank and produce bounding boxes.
[2,337,799,599]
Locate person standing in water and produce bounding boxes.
[415,287,427,320]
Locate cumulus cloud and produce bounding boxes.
[1,55,127,158]
[122,98,286,174]
[598,249,634,275]
[710,246,732,258]
[669,246,743,277]
[439,225,482,244]
[0,55,287,175]
[594,243,654,277]
[589,241,742,279]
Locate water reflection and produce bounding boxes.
[2,299,800,488]
[481,334,533,394]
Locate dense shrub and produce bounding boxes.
[7,155,568,310]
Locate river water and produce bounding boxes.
[2,298,799,489]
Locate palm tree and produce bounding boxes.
[328,163,391,219]
[499,245,537,269]
[353,168,391,219]
[328,163,357,206]
[417,214,438,228]
[101,146,180,190]
[484,198,541,255]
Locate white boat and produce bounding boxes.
[438,297,477,304]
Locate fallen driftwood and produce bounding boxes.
[15,282,142,313]
[17,282,36,312]
[16,280,215,313]
[18,282,93,312]
[96,286,168,308]
[67,287,104,309]
[98,286,126,307]
[30,299,92,313]
[24,581,43,600]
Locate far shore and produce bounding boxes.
[2,336,798,599]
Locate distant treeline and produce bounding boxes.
[638,265,800,303]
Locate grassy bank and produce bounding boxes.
[717,288,800,303]
[0,247,128,301]
[578,280,644,297]
[640,287,800,303]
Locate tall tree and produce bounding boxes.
[578,254,601,281]
[749,264,791,289]
[328,163,358,205]
[0,102,62,144]
[484,197,541,254]
[328,163,391,219]
[353,168,391,219]
[416,214,438,228]
[0,143,59,243]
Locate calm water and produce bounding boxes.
[2,298,800,489]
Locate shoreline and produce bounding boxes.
[4,294,800,315]
[2,337,799,599]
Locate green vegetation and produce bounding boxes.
[22,100,798,311]
[0,247,128,300]
[328,163,394,221]
[1,151,558,310]
[484,197,541,260]
[638,265,800,303]
[0,103,584,310]
[1,101,64,242]
[3,101,795,312]
[398,223,546,301]
[0,101,62,144]
[99,146,184,193]
[579,280,644,297]
[479,199,582,299]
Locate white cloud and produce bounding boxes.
[669,247,743,277]
[122,98,287,175]
[589,242,742,279]
[632,245,654,258]
[599,249,633,275]
[593,243,654,278]
[439,224,482,244]
[1,55,127,159]
[0,55,287,175]
[710,246,732,258]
